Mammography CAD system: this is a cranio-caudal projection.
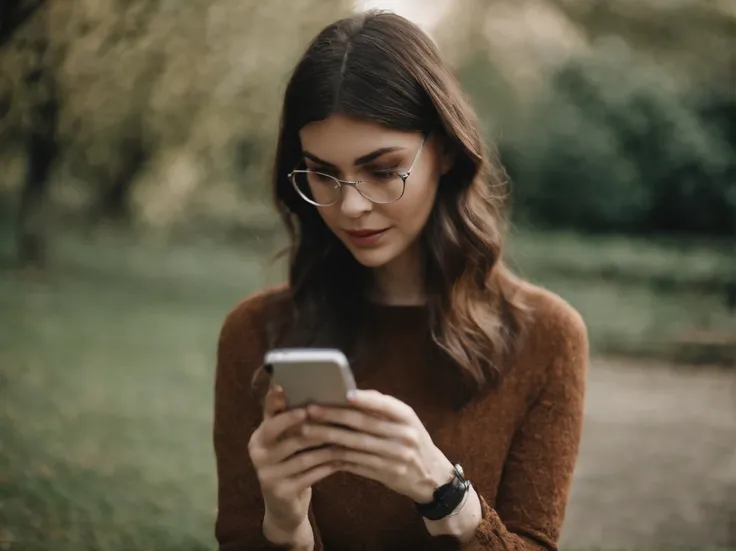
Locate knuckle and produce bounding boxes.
[293,452,309,471]
[249,447,266,466]
[346,412,363,429]
[400,449,414,463]
[248,439,265,464]
[401,428,419,446]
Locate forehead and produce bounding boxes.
[299,114,417,162]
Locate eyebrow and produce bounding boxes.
[302,146,405,169]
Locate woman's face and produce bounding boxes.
[298,114,450,269]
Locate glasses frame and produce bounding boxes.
[288,134,428,207]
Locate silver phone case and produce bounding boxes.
[263,348,357,408]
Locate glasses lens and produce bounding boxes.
[358,171,405,203]
[292,171,340,205]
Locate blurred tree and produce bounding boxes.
[0,0,353,261]
[0,0,57,268]
[0,1,43,47]
[510,42,735,236]
[435,0,735,237]
[53,0,353,233]
[546,0,736,87]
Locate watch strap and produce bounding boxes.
[415,463,470,521]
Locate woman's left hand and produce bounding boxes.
[301,389,455,504]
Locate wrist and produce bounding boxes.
[415,452,455,503]
[262,510,314,550]
[423,485,482,542]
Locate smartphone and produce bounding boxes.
[263,348,357,409]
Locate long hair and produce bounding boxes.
[265,10,529,396]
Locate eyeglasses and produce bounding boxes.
[288,134,427,207]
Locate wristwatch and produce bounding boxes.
[415,463,471,521]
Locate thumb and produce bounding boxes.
[263,385,288,419]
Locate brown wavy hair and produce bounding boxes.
[264,10,529,396]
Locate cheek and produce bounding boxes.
[388,176,438,235]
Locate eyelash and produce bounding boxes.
[312,165,399,177]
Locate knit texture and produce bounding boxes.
[213,282,588,551]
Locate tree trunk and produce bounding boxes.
[16,94,57,269]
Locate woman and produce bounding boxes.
[213,10,588,551]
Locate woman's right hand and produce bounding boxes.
[248,386,343,544]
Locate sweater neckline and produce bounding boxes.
[366,299,428,310]
[365,300,430,323]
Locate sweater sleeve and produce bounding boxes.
[213,296,325,551]
[456,302,589,551]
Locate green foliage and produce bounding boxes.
[504,41,736,236]
[0,0,354,233]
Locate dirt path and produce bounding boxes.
[559,358,736,550]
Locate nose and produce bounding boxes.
[339,184,372,219]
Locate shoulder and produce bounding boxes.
[216,282,292,372]
[215,283,291,402]
[519,281,588,350]
[218,283,291,344]
[514,281,589,385]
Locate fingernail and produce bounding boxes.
[347,390,357,400]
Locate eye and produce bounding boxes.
[313,172,334,182]
[370,167,400,181]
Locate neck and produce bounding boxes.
[371,243,425,306]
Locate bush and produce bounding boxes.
[505,40,736,237]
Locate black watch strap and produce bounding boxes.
[415,463,470,521]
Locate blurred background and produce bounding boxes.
[0,0,734,549]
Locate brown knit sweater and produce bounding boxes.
[213,282,588,551]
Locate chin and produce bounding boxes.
[342,242,400,269]
[348,248,396,268]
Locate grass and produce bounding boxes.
[0,227,733,550]
[0,233,277,551]
[508,228,735,288]
[506,229,735,359]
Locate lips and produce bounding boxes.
[345,229,389,237]
[343,227,391,247]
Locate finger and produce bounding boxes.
[280,424,302,442]
[259,407,307,445]
[268,433,334,463]
[306,405,410,441]
[264,386,287,419]
[263,445,346,480]
[346,389,414,422]
[301,423,407,461]
[336,462,383,485]
[287,461,343,494]
[337,449,400,474]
